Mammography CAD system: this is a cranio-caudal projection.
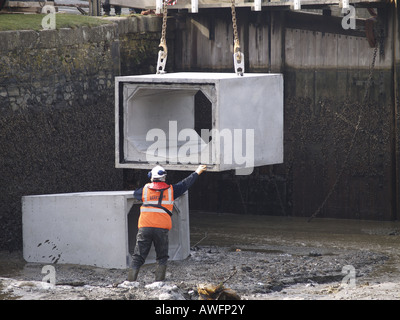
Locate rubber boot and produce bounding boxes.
[155,265,167,281]
[102,4,111,16]
[114,5,121,15]
[128,268,140,281]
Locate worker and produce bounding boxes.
[128,164,207,282]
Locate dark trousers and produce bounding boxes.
[102,0,121,15]
[131,227,169,269]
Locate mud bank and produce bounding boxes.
[1,212,400,300]
[0,246,391,300]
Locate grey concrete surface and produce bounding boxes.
[22,191,190,269]
[115,72,284,173]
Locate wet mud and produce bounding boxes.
[1,212,400,300]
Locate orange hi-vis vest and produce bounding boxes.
[139,183,174,230]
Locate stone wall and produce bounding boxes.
[116,15,174,75]
[0,15,171,251]
[0,23,120,251]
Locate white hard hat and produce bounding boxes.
[149,165,167,181]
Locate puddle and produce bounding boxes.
[190,212,400,250]
[189,212,400,282]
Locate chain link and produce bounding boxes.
[156,0,168,74]
[230,0,244,75]
[159,0,168,57]
[362,44,378,103]
[231,0,240,54]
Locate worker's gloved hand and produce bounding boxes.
[195,165,207,175]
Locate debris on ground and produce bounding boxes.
[0,244,393,300]
[2,213,400,300]
[197,269,240,300]
[198,283,241,300]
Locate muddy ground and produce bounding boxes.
[1,212,400,300]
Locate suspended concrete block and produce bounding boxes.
[22,191,190,269]
[115,72,283,174]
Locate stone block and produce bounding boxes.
[115,72,284,174]
[22,191,190,269]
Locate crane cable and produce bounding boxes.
[156,0,169,74]
[231,0,245,76]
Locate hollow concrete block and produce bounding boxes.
[115,72,283,173]
[22,191,190,269]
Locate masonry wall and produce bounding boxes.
[0,16,172,251]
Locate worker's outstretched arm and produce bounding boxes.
[133,187,143,200]
[173,165,207,199]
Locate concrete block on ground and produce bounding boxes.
[22,191,190,269]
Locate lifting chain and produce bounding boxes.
[156,0,169,74]
[231,0,244,76]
